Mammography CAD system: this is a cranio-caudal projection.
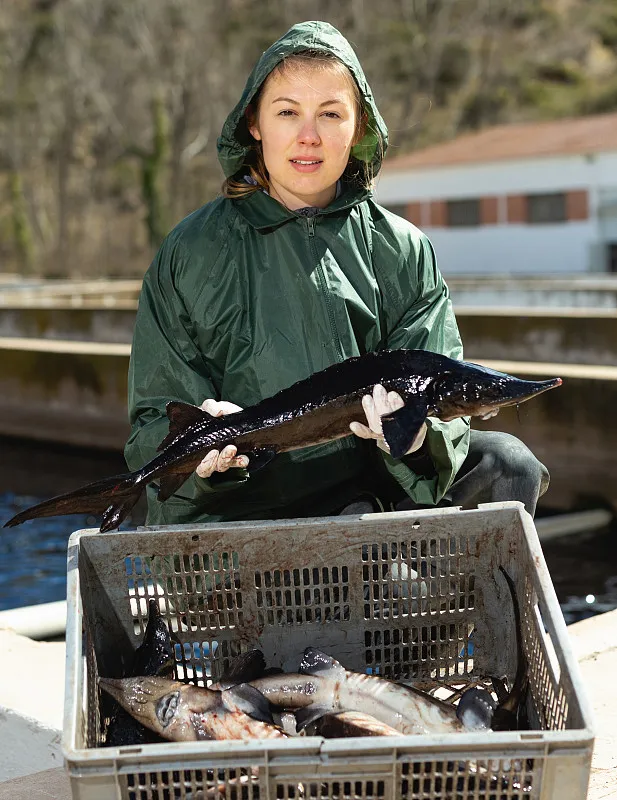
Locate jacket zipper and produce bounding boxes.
[306,216,344,361]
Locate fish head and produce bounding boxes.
[427,362,562,421]
[99,677,213,740]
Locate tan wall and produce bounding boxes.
[4,306,616,366]
[0,307,136,343]
[474,370,617,512]
[0,345,129,450]
[456,310,617,366]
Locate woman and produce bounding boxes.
[125,21,548,525]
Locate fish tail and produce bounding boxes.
[3,472,143,533]
[498,565,527,713]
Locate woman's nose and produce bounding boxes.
[297,120,321,146]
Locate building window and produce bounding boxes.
[384,204,408,219]
[446,199,480,227]
[608,243,617,273]
[527,193,566,224]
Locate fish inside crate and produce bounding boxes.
[64,502,594,800]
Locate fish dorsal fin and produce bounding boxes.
[381,401,428,460]
[222,683,274,724]
[299,648,346,679]
[210,650,266,690]
[157,402,211,452]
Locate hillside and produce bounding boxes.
[1,0,617,277]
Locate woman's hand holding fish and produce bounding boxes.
[349,384,427,455]
[195,399,249,478]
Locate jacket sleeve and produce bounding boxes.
[124,233,248,497]
[375,227,470,504]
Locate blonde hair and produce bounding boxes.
[222,50,377,199]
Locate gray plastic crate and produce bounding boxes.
[63,501,594,800]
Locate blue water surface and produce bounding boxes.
[0,492,123,611]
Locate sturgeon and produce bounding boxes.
[105,598,177,747]
[99,677,288,742]
[4,349,561,532]
[244,648,466,736]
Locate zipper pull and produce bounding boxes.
[307,217,315,237]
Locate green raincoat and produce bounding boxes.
[125,21,470,525]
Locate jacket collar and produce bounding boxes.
[232,183,372,230]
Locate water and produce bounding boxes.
[540,522,617,625]
[0,436,137,611]
[0,437,616,622]
[0,492,95,609]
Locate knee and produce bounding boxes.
[478,433,550,494]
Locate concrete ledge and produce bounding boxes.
[0,279,141,308]
[568,609,617,799]
[474,361,617,511]
[0,629,64,782]
[0,307,136,343]
[6,304,617,367]
[0,767,70,799]
[0,339,130,449]
[447,275,617,309]
[458,309,617,366]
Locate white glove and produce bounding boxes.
[349,383,427,456]
[195,399,249,478]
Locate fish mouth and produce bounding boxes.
[156,691,180,727]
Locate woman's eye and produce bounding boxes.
[322,111,341,119]
[277,109,296,117]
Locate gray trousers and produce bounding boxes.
[341,430,550,518]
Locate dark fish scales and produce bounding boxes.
[105,598,177,747]
[4,349,561,532]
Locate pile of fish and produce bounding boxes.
[101,646,504,743]
[4,348,561,533]
[100,568,526,744]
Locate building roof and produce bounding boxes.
[381,112,617,171]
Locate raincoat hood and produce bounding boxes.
[217,20,388,180]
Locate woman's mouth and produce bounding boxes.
[290,159,323,173]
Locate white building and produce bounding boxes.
[374,112,617,274]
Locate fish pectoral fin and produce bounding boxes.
[294,705,332,732]
[381,401,428,460]
[222,683,274,725]
[157,401,211,452]
[210,650,266,690]
[244,447,277,473]
[299,647,346,679]
[157,471,193,502]
[456,687,496,730]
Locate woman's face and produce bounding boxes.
[249,64,359,210]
